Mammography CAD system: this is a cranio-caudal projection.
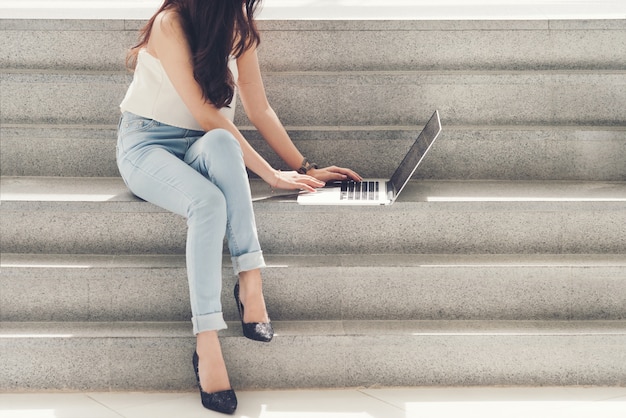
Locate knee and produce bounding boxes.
[202,129,242,159]
[186,129,244,179]
[193,129,244,179]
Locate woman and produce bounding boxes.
[117,0,361,414]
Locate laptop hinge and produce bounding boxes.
[386,181,395,201]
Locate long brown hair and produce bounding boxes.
[127,0,262,109]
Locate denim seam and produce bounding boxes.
[202,150,242,258]
[226,219,241,258]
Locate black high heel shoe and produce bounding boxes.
[234,281,274,342]
[192,351,237,415]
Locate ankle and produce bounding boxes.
[239,269,263,287]
[195,332,231,393]
[236,271,269,324]
[238,270,265,301]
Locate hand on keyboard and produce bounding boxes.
[306,166,362,183]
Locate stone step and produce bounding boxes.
[2,70,625,127]
[2,123,625,181]
[2,0,626,21]
[1,320,624,390]
[1,177,625,255]
[2,19,624,72]
[3,3,626,395]
[1,253,624,323]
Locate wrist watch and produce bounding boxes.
[297,157,318,174]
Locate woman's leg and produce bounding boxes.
[195,330,231,393]
[117,118,234,392]
[185,129,269,323]
[118,151,228,333]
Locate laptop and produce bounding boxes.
[297,110,441,206]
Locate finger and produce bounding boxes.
[282,181,316,193]
[296,174,324,187]
[334,169,362,181]
[281,173,322,191]
[325,166,362,181]
[350,172,363,181]
[308,176,326,186]
[293,180,317,193]
[326,172,349,182]
[299,177,325,189]
[345,169,362,181]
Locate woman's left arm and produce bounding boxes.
[237,47,362,183]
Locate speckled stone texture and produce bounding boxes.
[1,178,625,255]
[2,19,625,71]
[1,321,624,390]
[1,253,625,323]
[3,125,625,181]
[2,14,626,392]
[2,71,626,126]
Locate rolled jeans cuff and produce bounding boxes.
[231,251,266,275]
[192,312,228,335]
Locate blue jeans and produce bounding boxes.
[116,112,266,334]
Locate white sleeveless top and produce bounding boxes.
[120,49,238,131]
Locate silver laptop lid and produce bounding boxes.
[388,110,441,202]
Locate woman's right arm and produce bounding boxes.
[147,10,323,192]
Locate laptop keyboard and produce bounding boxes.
[340,181,380,201]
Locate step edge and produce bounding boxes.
[1,320,625,338]
[2,252,626,269]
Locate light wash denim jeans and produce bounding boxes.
[116,111,266,334]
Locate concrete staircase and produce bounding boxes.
[1,16,625,391]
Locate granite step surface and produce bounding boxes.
[1,177,625,255]
[2,19,625,72]
[2,70,625,127]
[1,253,624,323]
[1,320,624,390]
[0,177,626,254]
[2,0,625,21]
[2,123,625,181]
[2,7,626,394]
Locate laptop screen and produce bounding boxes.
[389,110,441,199]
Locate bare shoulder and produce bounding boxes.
[149,8,188,56]
[153,8,185,37]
